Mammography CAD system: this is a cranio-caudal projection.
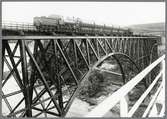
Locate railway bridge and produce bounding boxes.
[1,22,163,117]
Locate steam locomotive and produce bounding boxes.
[33,15,133,35]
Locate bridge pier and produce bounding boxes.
[2,34,160,117]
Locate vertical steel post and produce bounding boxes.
[137,38,140,66]
[120,96,128,117]
[19,40,32,117]
[129,38,132,58]
[72,39,78,68]
[86,39,90,64]
[141,39,144,69]
[29,40,38,107]
[53,39,64,116]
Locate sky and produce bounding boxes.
[2,2,165,27]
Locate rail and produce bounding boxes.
[85,55,165,117]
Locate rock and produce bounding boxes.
[96,95,107,103]
[128,84,145,101]
[110,103,120,116]
[100,63,118,71]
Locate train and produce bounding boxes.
[33,15,133,35]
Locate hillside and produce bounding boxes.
[127,22,165,56]
[126,22,165,36]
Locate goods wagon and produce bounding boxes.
[33,15,133,35]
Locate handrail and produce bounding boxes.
[85,55,165,117]
[128,71,162,117]
[2,36,159,40]
[2,22,36,31]
[3,26,35,30]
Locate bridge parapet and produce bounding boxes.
[86,55,165,117]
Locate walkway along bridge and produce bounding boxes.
[1,22,164,117]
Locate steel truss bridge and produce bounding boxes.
[2,23,161,117]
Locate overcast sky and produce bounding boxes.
[2,2,165,27]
